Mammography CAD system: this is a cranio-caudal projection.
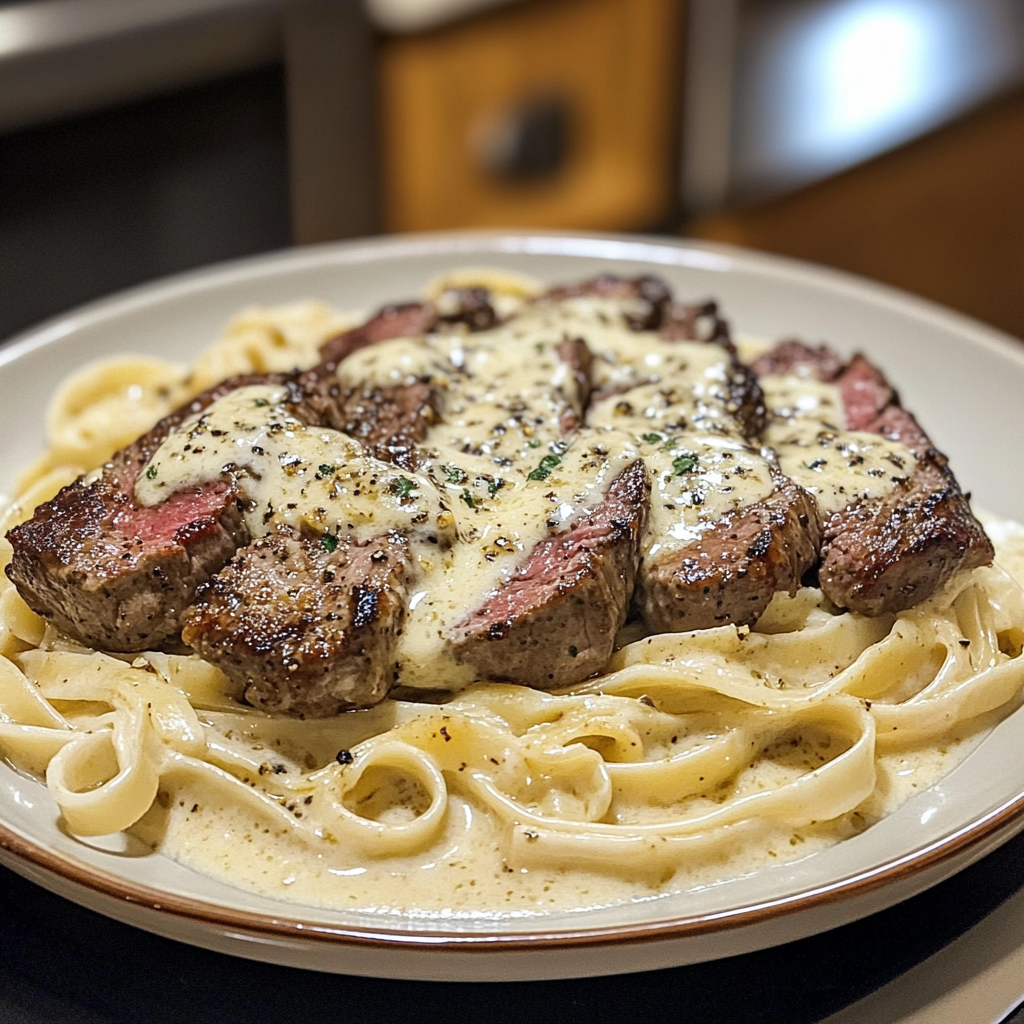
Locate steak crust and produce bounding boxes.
[182,528,410,715]
[751,341,993,615]
[638,474,822,632]
[450,460,649,688]
[5,369,437,652]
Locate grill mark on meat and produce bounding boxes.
[182,528,409,715]
[450,460,649,688]
[751,340,993,615]
[638,473,822,632]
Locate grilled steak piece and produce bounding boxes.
[554,275,765,440]
[317,288,500,371]
[319,303,439,371]
[5,366,438,652]
[4,375,272,652]
[751,341,994,615]
[450,460,649,688]
[638,473,822,633]
[182,527,410,715]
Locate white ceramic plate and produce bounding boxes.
[2,232,1024,982]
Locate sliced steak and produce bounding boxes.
[182,527,410,715]
[450,460,649,689]
[5,366,437,651]
[637,473,822,632]
[318,303,439,371]
[317,288,500,371]
[751,340,994,615]
[4,375,271,651]
[554,275,765,440]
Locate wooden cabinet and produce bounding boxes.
[377,0,683,232]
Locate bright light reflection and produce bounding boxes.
[795,1,953,166]
[734,0,1024,193]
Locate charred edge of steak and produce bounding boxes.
[819,458,994,617]
[450,460,650,689]
[554,336,594,432]
[819,403,994,615]
[182,527,411,717]
[294,371,440,471]
[638,475,823,633]
[752,340,994,615]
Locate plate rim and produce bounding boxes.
[3,228,1024,958]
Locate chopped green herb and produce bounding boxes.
[145,464,157,480]
[528,454,562,481]
[460,488,476,508]
[568,645,579,658]
[390,476,415,500]
[445,464,468,484]
[318,464,335,476]
[487,478,504,497]
[321,533,338,553]
[527,439,541,448]
[641,432,663,444]
[254,398,269,407]
[672,454,698,475]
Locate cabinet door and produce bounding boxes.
[379,0,683,232]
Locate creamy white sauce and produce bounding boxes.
[759,373,918,515]
[130,715,982,918]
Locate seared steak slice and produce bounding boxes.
[5,365,437,652]
[296,372,439,471]
[6,476,245,652]
[319,303,439,370]
[450,460,649,689]
[317,288,500,371]
[4,375,272,651]
[556,275,765,440]
[638,474,822,632]
[752,341,994,615]
[183,528,410,715]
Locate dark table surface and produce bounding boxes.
[3,825,1024,1024]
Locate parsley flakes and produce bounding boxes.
[528,454,561,481]
[672,453,697,475]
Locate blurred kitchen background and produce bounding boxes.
[0,0,1021,344]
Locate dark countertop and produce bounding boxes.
[3,826,1024,1024]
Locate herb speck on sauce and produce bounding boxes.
[390,477,415,500]
[321,533,338,553]
[460,488,477,508]
[528,454,561,481]
[672,453,697,475]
